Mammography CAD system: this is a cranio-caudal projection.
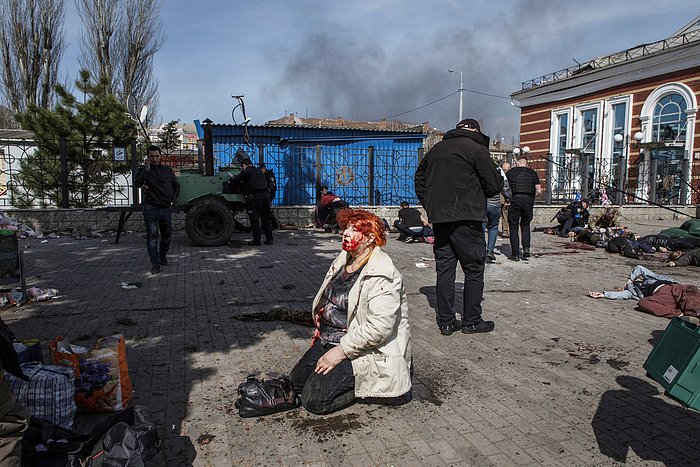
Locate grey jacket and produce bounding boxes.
[604,265,677,300]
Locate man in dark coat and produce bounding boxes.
[134,145,181,274]
[556,200,590,238]
[260,163,279,230]
[505,157,541,261]
[415,118,502,336]
[230,158,273,245]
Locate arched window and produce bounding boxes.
[652,93,687,142]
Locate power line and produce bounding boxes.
[372,90,458,121]
[372,85,512,122]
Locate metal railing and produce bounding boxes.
[521,28,700,90]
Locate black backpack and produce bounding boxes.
[22,405,167,467]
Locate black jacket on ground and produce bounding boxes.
[674,248,700,266]
[134,164,180,208]
[414,128,502,223]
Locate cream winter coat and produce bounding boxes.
[311,247,412,398]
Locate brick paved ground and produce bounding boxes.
[3,218,700,466]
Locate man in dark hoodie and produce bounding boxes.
[415,118,502,336]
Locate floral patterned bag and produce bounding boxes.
[50,334,132,412]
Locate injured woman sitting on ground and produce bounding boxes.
[289,208,412,415]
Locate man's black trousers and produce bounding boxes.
[433,220,486,328]
[507,194,534,257]
[246,192,273,243]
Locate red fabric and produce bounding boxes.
[320,193,340,207]
[638,284,700,319]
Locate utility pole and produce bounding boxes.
[449,69,464,121]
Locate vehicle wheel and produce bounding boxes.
[185,198,235,246]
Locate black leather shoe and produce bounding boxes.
[462,320,495,334]
[522,249,530,259]
[151,264,161,275]
[439,324,455,336]
[160,257,168,266]
[508,255,520,262]
[485,252,496,264]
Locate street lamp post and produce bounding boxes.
[449,68,464,122]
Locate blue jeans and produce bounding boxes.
[143,204,172,266]
[484,204,500,254]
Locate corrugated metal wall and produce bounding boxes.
[209,124,425,206]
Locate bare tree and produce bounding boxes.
[117,0,163,122]
[0,0,65,114]
[77,0,163,121]
[76,0,120,92]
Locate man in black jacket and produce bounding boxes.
[230,158,273,246]
[415,118,502,336]
[260,163,278,230]
[134,145,181,275]
[505,157,541,261]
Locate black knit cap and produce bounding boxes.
[456,118,481,132]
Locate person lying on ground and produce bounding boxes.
[668,248,700,267]
[575,225,627,247]
[588,265,677,300]
[604,234,656,259]
[638,234,700,251]
[289,208,412,415]
[394,201,432,243]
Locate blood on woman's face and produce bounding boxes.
[342,224,366,253]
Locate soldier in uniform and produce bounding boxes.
[505,157,541,261]
[230,158,273,245]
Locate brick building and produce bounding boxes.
[511,16,700,206]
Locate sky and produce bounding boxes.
[59,0,700,142]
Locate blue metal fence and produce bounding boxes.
[207,123,425,206]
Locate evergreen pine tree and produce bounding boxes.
[12,70,137,208]
[158,119,181,152]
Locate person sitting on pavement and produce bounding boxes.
[556,199,590,237]
[668,248,700,267]
[485,164,512,263]
[289,208,412,415]
[394,201,432,243]
[594,207,619,229]
[317,186,348,232]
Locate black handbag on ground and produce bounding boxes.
[235,375,301,418]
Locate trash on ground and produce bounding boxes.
[26,287,60,302]
[233,306,313,326]
[415,262,428,268]
[421,257,434,262]
[0,289,25,308]
[41,240,48,244]
[197,434,215,445]
[120,282,141,289]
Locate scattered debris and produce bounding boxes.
[415,262,428,268]
[115,317,137,326]
[196,434,215,445]
[120,282,141,290]
[26,287,60,302]
[233,306,313,326]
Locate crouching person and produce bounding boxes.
[290,208,412,414]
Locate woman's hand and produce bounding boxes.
[315,345,347,375]
[588,290,604,299]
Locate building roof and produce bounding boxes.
[265,114,425,133]
[0,129,35,141]
[516,16,700,93]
